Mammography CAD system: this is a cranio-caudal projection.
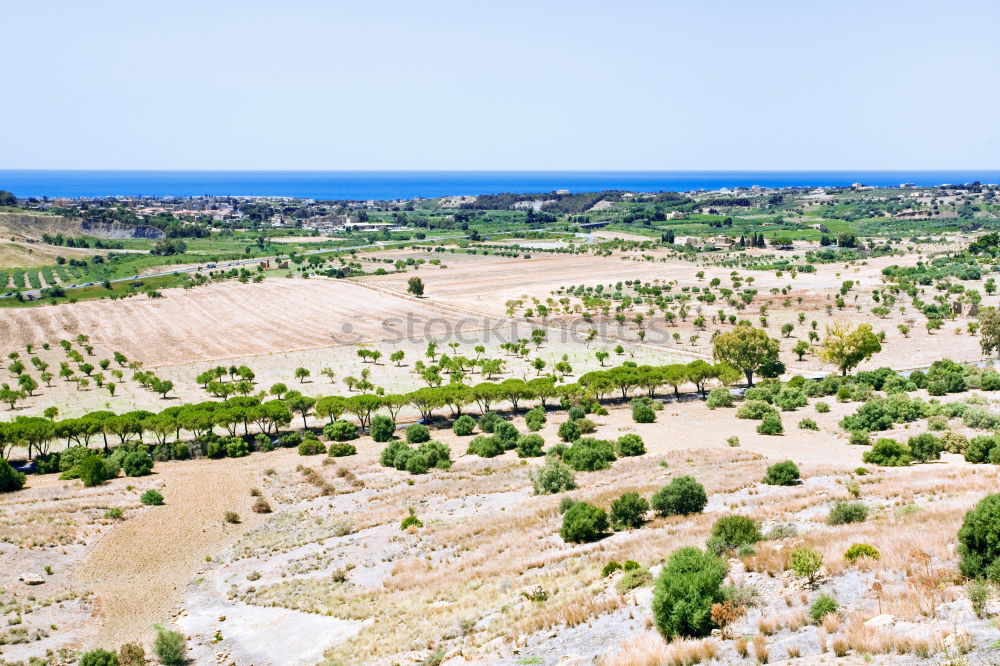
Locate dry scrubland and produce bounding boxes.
[4,238,1000,665]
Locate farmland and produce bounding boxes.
[3,185,1000,665]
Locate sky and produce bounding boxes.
[2,0,998,170]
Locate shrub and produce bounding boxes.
[613,434,644,457]
[370,415,396,442]
[631,401,656,423]
[254,433,274,452]
[204,439,225,459]
[967,580,990,618]
[762,460,800,486]
[809,594,838,623]
[478,411,502,433]
[104,507,124,519]
[617,567,652,593]
[562,438,617,471]
[559,496,577,513]
[652,476,708,516]
[0,458,26,493]
[560,502,608,543]
[774,387,807,411]
[863,438,911,466]
[515,433,545,458]
[609,492,650,530]
[122,450,153,477]
[153,629,187,666]
[493,420,519,448]
[567,405,586,421]
[557,419,581,442]
[707,515,761,554]
[531,459,576,495]
[452,414,476,436]
[297,439,326,456]
[401,509,423,529]
[224,511,241,524]
[323,420,357,441]
[277,432,302,448]
[844,543,880,563]
[652,547,728,640]
[602,561,623,576]
[117,643,146,666]
[524,407,546,431]
[140,489,164,506]
[467,435,503,458]
[790,548,823,583]
[327,443,357,457]
[736,400,776,420]
[79,649,119,666]
[706,387,734,409]
[77,455,114,487]
[252,497,272,513]
[575,417,597,434]
[827,501,868,525]
[940,431,969,454]
[815,401,830,413]
[965,435,998,463]
[957,493,1000,581]
[226,438,249,458]
[756,413,783,435]
[907,432,943,463]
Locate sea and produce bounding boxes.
[1,170,998,201]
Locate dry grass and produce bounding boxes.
[605,633,717,666]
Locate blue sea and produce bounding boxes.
[1,170,998,201]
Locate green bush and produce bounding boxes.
[907,432,943,463]
[567,405,586,421]
[815,401,830,413]
[706,387,734,409]
[0,458,26,493]
[965,435,998,463]
[323,420,357,441]
[226,438,249,458]
[940,431,968,454]
[254,433,274,452]
[651,476,707,516]
[863,438,911,466]
[79,649,119,666]
[467,435,503,458]
[562,438,616,471]
[762,460,800,486]
[790,548,823,583]
[117,643,146,666]
[957,493,1000,581]
[827,501,868,525]
[736,400,777,420]
[524,407,546,431]
[122,450,153,477]
[557,419,581,442]
[328,443,357,457]
[531,459,576,495]
[617,567,653,593]
[774,387,807,411]
[493,420,519,449]
[707,515,761,554]
[809,594,838,623]
[651,547,727,640]
[77,455,114,487]
[297,439,326,456]
[616,434,646,457]
[609,492,650,530]
[406,423,431,443]
[153,629,187,666]
[140,489,164,506]
[560,501,608,543]
[478,411,502,433]
[844,543,880,563]
[602,561,622,576]
[798,418,819,430]
[515,434,545,458]
[631,400,656,423]
[370,415,396,442]
[452,414,476,436]
[756,413,784,435]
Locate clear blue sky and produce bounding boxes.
[3,0,998,170]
